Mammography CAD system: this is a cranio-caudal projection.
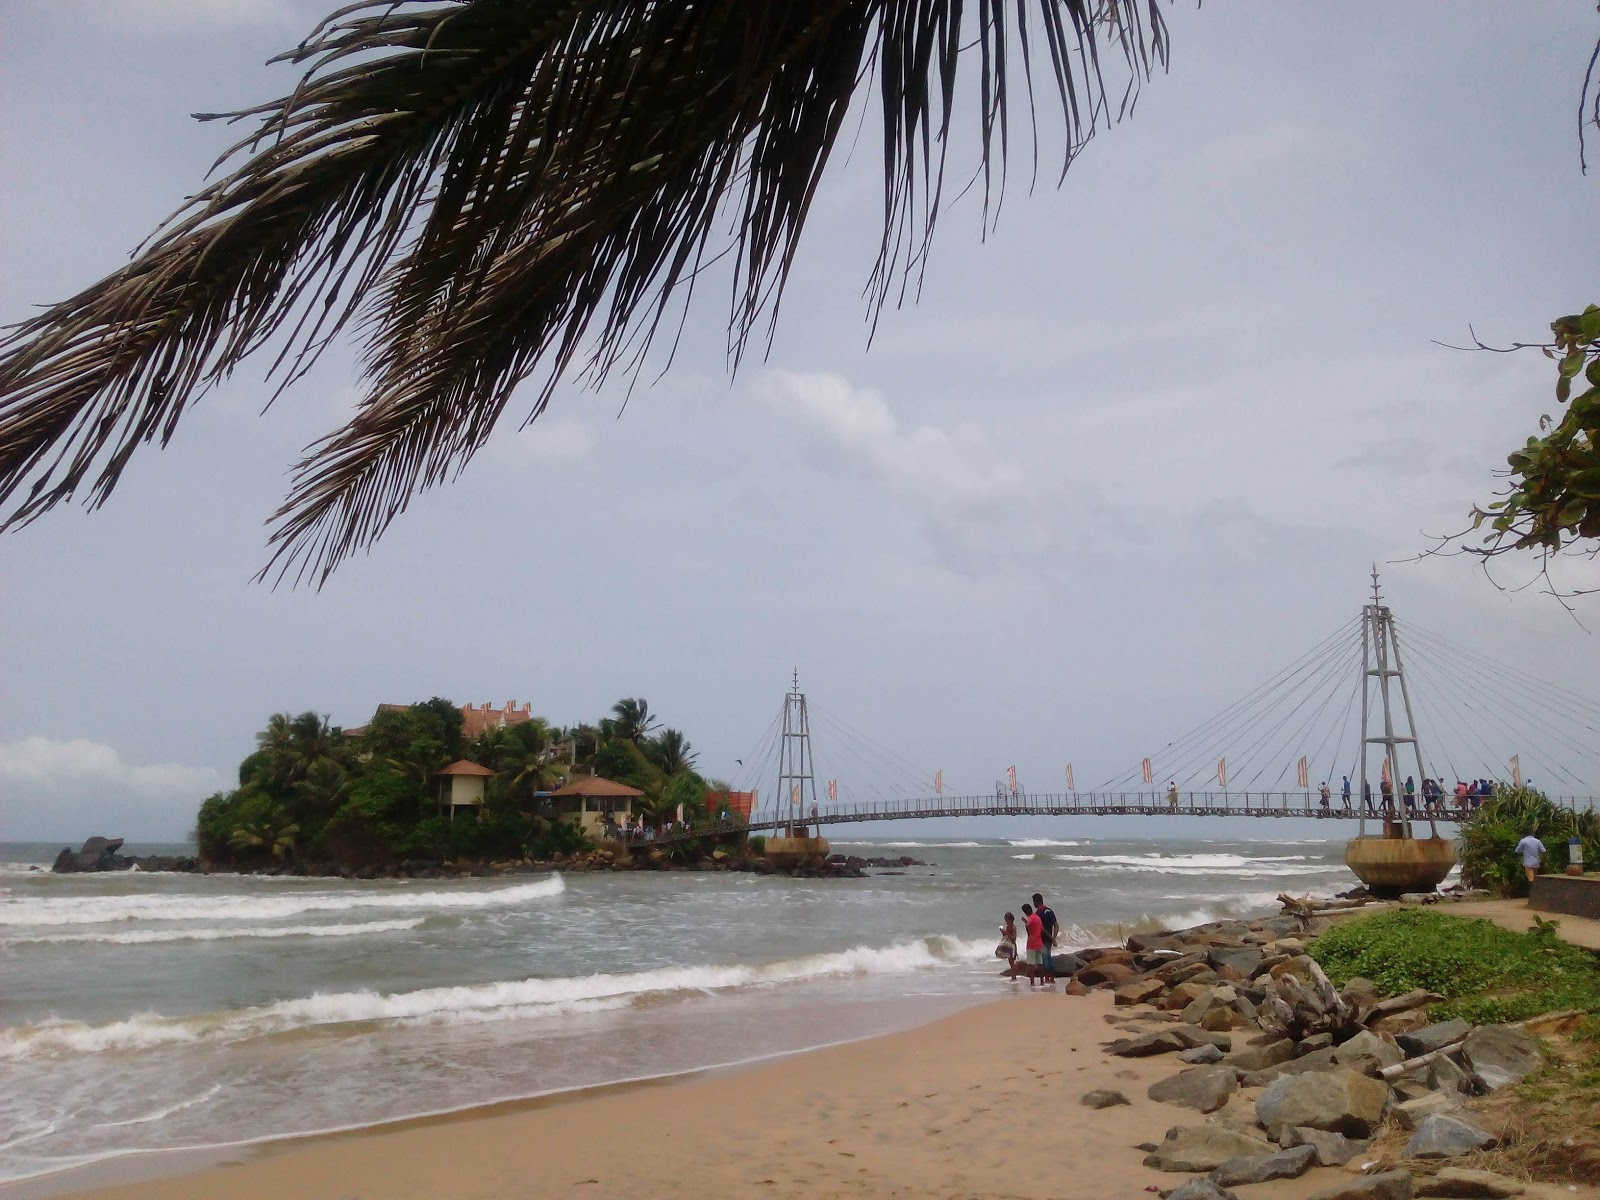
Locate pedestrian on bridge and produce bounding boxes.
[1319,782,1331,811]
[1166,781,1179,810]
[1341,776,1352,809]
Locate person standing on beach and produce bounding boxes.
[996,913,1019,979]
[1019,902,1044,988]
[1515,832,1546,903]
[1031,893,1057,985]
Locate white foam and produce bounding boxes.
[6,918,426,946]
[1010,853,1036,860]
[1049,852,1333,877]
[91,1084,222,1129]
[0,934,989,1060]
[0,876,564,927]
[1005,839,1083,847]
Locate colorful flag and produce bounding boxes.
[1007,765,1018,793]
[934,769,943,795]
[1065,763,1075,791]
[1142,758,1153,785]
[1381,755,1392,787]
[827,778,837,802]
[1217,757,1227,788]
[1510,755,1521,788]
[1297,756,1309,790]
[790,784,800,807]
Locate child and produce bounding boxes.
[995,912,1018,979]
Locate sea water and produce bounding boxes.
[0,834,1362,1187]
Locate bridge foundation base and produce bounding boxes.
[765,835,829,870]
[1344,835,1457,898]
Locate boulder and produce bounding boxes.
[1143,1125,1275,1172]
[1255,1069,1389,1139]
[1080,1088,1131,1109]
[1334,1029,1404,1069]
[1460,1025,1541,1092]
[1170,1026,1233,1051]
[52,836,128,873]
[1393,1092,1462,1131]
[1115,977,1167,1007]
[1165,1178,1239,1200]
[1427,1052,1473,1096]
[1403,1113,1498,1159]
[1201,1007,1239,1032]
[1414,1167,1526,1198]
[1280,1126,1368,1166]
[1053,951,1088,977]
[1148,1067,1239,1114]
[1178,1044,1225,1065]
[1078,961,1137,988]
[1107,1030,1189,1057]
[1307,1171,1415,1200]
[1395,1018,1471,1058]
[1212,947,1265,976]
[1165,981,1215,1011]
[1297,1032,1334,1055]
[1225,1038,1297,1073]
[1209,1143,1317,1187]
[1341,977,1381,1007]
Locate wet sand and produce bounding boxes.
[25,988,1600,1200]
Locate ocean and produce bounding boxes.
[0,834,1377,1189]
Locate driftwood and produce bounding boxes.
[1378,1038,1468,1080]
[1359,989,1443,1026]
[1277,892,1371,918]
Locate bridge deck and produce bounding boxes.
[616,790,1598,847]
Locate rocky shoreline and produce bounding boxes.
[44,836,928,880]
[1054,901,1580,1199]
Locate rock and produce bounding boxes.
[1170,1026,1233,1051]
[1053,951,1088,977]
[1240,1045,1340,1088]
[1414,1167,1526,1198]
[1393,1092,1462,1130]
[1403,1113,1498,1159]
[1298,1032,1334,1055]
[1268,956,1314,983]
[1148,1067,1239,1113]
[1335,1029,1404,1069]
[1373,1009,1434,1037]
[1209,1143,1317,1187]
[1142,1125,1275,1172]
[1179,1044,1225,1065]
[1077,961,1137,988]
[1395,1018,1472,1058]
[1460,1025,1541,1092]
[1115,977,1168,1006]
[1165,1178,1239,1200]
[1341,977,1381,1007]
[1063,978,1090,996]
[1256,1069,1389,1139]
[1164,981,1214,1011]
[1201,1007,1239,1032]
[1307,1170,1415,1200]
[1212,947,1265,976]
[52,836,129,873]
[1107,1030,1189,1057]
[1280,1126,1367,1166]
[1226,1038,1297,1072]
[1427,1052,1473,1096]
[1080,1088,1131,1109]
[1082,946,1135,965]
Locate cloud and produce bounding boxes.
[486,416,596,465]
[0,738,224,841]
[60,0,297,34]
[753,370,1043,569]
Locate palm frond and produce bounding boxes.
[0,0,1169,584]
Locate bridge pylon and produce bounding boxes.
[775,669,820,838]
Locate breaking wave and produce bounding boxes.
[1005,839,1083,847]
[0,876,565,927]
[1048,852,1333,877]
[6,919,425,946]
[0,934,991,1060]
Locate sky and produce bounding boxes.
[2,1,1598,842]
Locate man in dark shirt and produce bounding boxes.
[1031,892,1058,985]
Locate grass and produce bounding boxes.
[1309,908,1600,1024]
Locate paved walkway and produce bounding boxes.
[1445,896,1600,950]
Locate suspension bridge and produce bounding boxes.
[692,571,1600,844]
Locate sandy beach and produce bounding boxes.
[14,985,1586,1200]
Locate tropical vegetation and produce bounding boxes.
[1458,787,1600,897]
[194,695,721,868]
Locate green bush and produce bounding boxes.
[1460,789,1600,896]
[1310,908,1600,1023]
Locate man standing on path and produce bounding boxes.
[1515,832,1547,903]
[1032,892,1058,985]
[1019,902,1044,988]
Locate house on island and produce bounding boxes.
[435,759,495,819]
[345,700,535,740]
[548,776,642,838]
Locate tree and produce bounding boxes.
[0,2,1168,584]
[609,698,658,744]
[256,711,342,790]
[645,728,696,776]
[485,718,554,803]
[1457,306,1600,593]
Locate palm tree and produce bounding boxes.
[291,757,351,815]
[228,819,301,862]
[490,718,554,802]
[0,2,1168,585]
[257,711,341,789]
[645,728,696,776]
[610,698,658,744]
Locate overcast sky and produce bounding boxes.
[3,1,1598,843]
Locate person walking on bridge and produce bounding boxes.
[1032,893,1058,985]
[1319,782,1331,812]
[1166,781,1179,810]
[1341,776,1352,809]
